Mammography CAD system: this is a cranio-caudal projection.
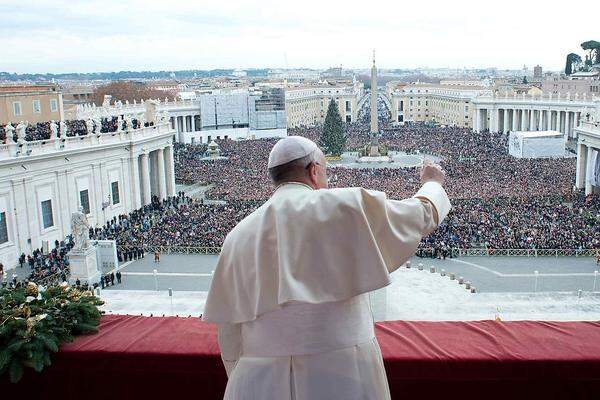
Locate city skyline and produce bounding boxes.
[2,0,598,74]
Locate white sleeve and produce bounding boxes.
[217,323,242,378]
[360,183,451,273]
[413,181,452,224]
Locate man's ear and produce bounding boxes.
[308,163,318,184]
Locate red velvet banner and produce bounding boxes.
[2,314,600,399]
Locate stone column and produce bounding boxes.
[585,145,593,195]
[520,109,527,131]
[529,110,534,131]
[565,111,571,139]
[165,145,176,196]
[503,109,509,133]
[157,147,167,200]
[528,109,535,131]
[575,143,587,189]
[130,154,142,210]
[544,110,549,130]
[512,109,518,131]
[11,179,33,255]
[560,111,565,133]
[140,152,152,205]
[495,109,500,132]
[489,109,496,132]
[474,108,480,132]
[479,109,485,131]
[191,115,196,132]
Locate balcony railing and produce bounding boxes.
[0,122,173,160]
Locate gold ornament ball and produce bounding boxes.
[26,282,39,297]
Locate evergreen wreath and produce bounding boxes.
[0,282,104,383]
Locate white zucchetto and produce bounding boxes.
[268,136,319,169]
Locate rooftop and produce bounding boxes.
[0,84,59,94]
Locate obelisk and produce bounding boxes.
[369,50,380,156]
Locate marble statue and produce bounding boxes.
[71,207,90,252]
[16,121,27,143]
[124,114,133,130]
[49,120,58,139]
[116,115,123,132]
[85,119,94,135]
[94,117,102,134]
[60,120,68,137]
[5,122,15,141]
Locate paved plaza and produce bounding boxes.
[101,253,600,294]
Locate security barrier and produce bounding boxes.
[117,246,598,258]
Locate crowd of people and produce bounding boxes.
[1,238,73,288]
[172,120,598,251]
[89,193,259,250]
[4,108,598,285]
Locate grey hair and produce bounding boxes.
[268,149,319,184]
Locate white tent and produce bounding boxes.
[508,131,565,158]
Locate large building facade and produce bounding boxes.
[386,80,600,141]
[285,81,364,128]
[388,82,487,128]
[542,71,600,97]
[0,85,64,125]
[0,120,176,268]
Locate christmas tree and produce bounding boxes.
[321,99,346,156]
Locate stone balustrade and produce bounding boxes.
[0,121,172,160]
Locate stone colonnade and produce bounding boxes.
[474,107,581,139]
[575,141,599,196]
[131,145,176,207]
[171,114,200,137]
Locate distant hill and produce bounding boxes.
[0,68,270,82]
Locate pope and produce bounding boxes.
[203,136,451,400]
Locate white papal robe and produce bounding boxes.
[202,181,451,400]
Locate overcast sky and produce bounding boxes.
[1,0,598,74]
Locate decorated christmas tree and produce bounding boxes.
[321,99,346,157]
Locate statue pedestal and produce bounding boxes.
[357,155,392,163]
[369,145,380,156]
[68,247,100,285]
